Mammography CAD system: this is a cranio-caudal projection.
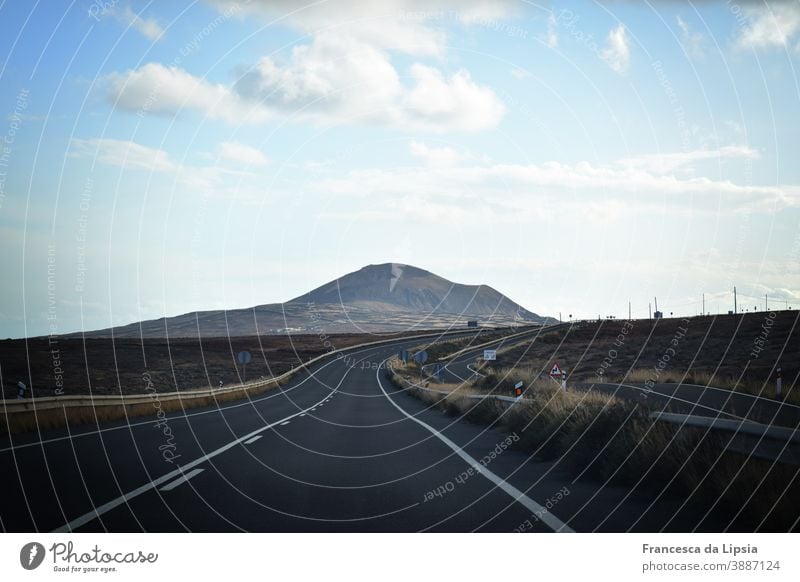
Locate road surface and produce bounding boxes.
[441,326,800,429]
[0,332,725,532]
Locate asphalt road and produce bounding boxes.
[441,326,800,429]
[0,332,721,533]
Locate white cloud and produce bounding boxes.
[234,33,402,119]
[105,1,516,132]
[676,15,706,58]
[600,24,630,74]
[313,149,796,216]
[409,141,463,167]
[725,120,744,135]
[206,0,519,57]
[106,63,268,123]
[736,3,800,51]
[68,138,253,192]
[616,145,760,175]
[677,15,689,37]
[402,64,505,131]
[216,141,270,166]
[545,13,558,48]
[124,8,164,41]
[105,5,165,41]
[107,35,506,131]
[510,67,530,79]
[69,138,177,172]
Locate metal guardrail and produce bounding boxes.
[401,378,528,404]
[439,323,561,362]
[0,327,489,421]
[650,411,800,444]
[397,378,800,465]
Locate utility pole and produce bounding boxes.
[654,297,658,313]
[734,286,737,314]
[628,301,631,320]
[559,311,562,323]
[702,293,705,316]
[649,303,652,319]
[766,294,768,311]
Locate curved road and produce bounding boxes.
[0,333,723,532]
[441,326,800,429]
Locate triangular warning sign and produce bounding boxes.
[549,362,563,377]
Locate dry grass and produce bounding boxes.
[618,368,800,405]
[0,372,294,435]
[387,363,800,531]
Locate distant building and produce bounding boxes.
[653,311,663,319]
[467,320,478,328]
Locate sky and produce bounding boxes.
[1,0,799,338]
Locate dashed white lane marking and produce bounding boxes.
[299,413,306,417]
[244,436,262,445]
[53,389,335,532]
[280,421,291,426]
[159,469,205,492]
[375,363,575,533]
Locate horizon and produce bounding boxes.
[9,261,548,339]
[4,259,781,339]
[1,1,798,338]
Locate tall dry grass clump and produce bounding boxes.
[618,367,799,405]
[387,359,800,530]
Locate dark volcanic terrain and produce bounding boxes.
[492,311,800,401]
[2,329,480,398]
[72,263,550,339]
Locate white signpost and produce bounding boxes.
[483,349,497,361]
[237,351,252,382]
[549,361,566,391]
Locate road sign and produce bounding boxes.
[399,350,409,363]
[514,381,523,389]
[414,350,428,364]
[549,362,563,378]
[237,351,252,365]
[483,349,497,361]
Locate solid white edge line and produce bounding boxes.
[375,363,574,533]
[52,392,334,533]
[466,364,487,378]
[159,468,205,492]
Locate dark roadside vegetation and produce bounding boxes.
[0,326,517,399]
[0,334,373,399]
[390,324,800,531]
[491,311,799,404]
[0,331,444,399]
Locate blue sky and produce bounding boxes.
[1,0,799,337]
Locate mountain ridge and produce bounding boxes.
[71,263,551,338]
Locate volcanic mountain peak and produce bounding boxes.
[290,263,536,319]
[75,263,549,338]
